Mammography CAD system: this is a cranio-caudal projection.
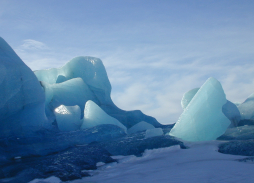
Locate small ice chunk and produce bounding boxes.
[54,105,82,131]
[169,77,231,141]
[145,128,163,138]
[127,121,155,134]
[81,100,127,132]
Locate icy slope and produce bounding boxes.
[0,37,47,137]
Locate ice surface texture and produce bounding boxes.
[35,56,161,128]
[0,144,116,182]
[0,124,126,159]
[169,77,231,141]
[217,125,254,140]
[98,126,186,156]
[218,140,254,156]
[127,121,155,134]
[0,37,47,137]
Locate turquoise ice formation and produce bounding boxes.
[41,77,96,122]
[181,87,241,127]
[0,36,160,140]
[54,101,127,133]
[169,77,231,141]
[34,56,161,129]
[81,100,127,132]
[127,121,155,134]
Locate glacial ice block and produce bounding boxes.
[54,105,82,131]
[127,121,155,134]
[237,93,254,120]
[34,56,112,104]
[0,37,48,137]
[181,87,240,127]
[145,128,163,138]
[81,100,127,132]
[41,78,97,121]
[169,77,231,141]
[181,88,199,109]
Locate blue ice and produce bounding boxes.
[0,37,48,137]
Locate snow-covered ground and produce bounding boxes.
[30,141,254,183]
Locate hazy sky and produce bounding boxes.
[1,0,254,124]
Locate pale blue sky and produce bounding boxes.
[1,0,254,124]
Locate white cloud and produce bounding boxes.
[19,39,49,51]
[14,39,70,71]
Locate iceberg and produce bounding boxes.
[181,87,240,127]
[127,121,155,134]
[81,100,127,132]
[169,77,231,141]
[0,37,48,137]
[145,128,163,138]
[54,105,82,132]
[237,92,254,120]
[35,56,161,128]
